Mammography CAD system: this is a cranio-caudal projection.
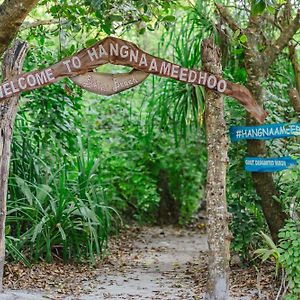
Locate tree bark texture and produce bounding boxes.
[288,43,300,116]
[202,38,230,300]
[215,3,300,242]
[289,89,300,116]
[288,43,300,96]
[157,169,180,225]
[0,41,28,291]
[0,0,38,57]
[244,18,287,243]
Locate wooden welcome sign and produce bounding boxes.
[71,69,149,96]
[0,36,267,123]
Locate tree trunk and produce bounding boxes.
[0,41,28,291]
[245,23,287,243]
[0,0,38,57]
[157,169,179,225]
[246,98,287,244]
[202,38,230,300]
[289,89,300,116]
[246,130,287,243]
[288,43,300,117]
[215,1,300,244]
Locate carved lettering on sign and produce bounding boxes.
[71,69,149,96]
[0,36,267,123]
[0,68,55,98]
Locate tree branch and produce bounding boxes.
[288,43,300,96]
[263,15,282,31]
[215,2,241,32]
[0,40,29,290]
[0,0,39,57]
[21,19,68,30]
[289,89,300,115]
[288,42,300,116]
[264,9,300,69]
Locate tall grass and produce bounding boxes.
[145,8,214,142]
[7,131,120,264]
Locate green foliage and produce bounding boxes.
[251,0,267,15]
[80,94,159,222]
[254,231,281,274]
[23,0,177,48]
[146,6,214,140]
[7,136,119,263]
[227,157,266,259]
[254,221,300,298]
[251,0,277,15]
[82,90,206,224]
[275,165,300,221]
[278,220,300,298]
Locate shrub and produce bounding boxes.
[7,138,119,264]
[278,220,300,299]
[255,220,300,299]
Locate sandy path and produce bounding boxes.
[2,227,208,300]
[75,227,208,300]
[2,226,272,299]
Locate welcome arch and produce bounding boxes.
[0,36,267,123]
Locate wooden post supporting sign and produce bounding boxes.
[0,41,28,291]
[202,38,230,300]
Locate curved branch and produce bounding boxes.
[288,43,300,95]
[264,9,300,69]
[0,0,39,57]
[21,19,68,30]
[215,2,241,32]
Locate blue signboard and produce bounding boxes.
[245,156,298,172]
[230,123,300,141]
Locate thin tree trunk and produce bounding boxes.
[246,91,287,243]
[288,43,300,117]
[246,129,287,243]
[289,89,300,115]
[202,38,230,300]
[157,169,180,225]
[288,44,300,96]
[216,2,299,244]
[244,22,287,243]
[0,41,28,291]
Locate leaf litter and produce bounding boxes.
[3,226,279,299]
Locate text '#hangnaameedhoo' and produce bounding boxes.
[230,123,300,141]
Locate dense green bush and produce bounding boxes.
[8,134,118,263]
[278,220,300,299]
[255,219,300,299]
[82,90,206,223]
[6,83,206,263]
